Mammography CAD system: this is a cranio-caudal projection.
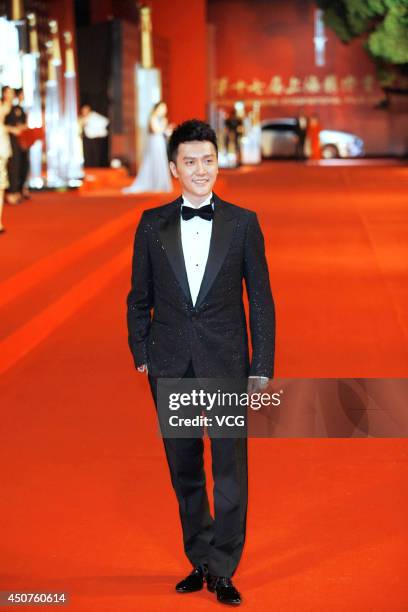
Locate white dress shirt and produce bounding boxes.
[180,192,214,306]
[82,111,109,138]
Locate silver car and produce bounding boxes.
[261,118,364,159]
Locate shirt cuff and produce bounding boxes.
[248,375,269,383]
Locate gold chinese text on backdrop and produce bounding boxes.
[213,74,381,106]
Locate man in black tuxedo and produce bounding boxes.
[127,119,275,605]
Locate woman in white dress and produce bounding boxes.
[123,100,173,194]
[0,93,13,234]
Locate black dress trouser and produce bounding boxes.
[7,136,29,193]
[83,136,108,167]
[148,362,248,578]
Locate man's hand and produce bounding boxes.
[247,376,269,395]
[137,364,148,374]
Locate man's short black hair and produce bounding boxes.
[168,119,218,163]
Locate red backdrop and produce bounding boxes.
[208,0,407,155]
[88,0,208,125]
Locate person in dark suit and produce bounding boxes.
[224,107,243,163]
[295,109,308,160]
[126,119,275,606]
[4,88,29,205]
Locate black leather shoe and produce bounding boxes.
[175,564,208,593]
[207,575,242,605]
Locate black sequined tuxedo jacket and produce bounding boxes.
[127,192,275,379]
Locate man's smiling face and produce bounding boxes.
[169,140,218,204]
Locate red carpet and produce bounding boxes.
[0,163,407,610]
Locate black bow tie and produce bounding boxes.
[181,203,214,221]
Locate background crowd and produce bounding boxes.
[0,85,31,233]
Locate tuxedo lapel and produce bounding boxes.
[195,194,238,308]
[158,197,193,305]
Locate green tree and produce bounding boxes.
[316,0,408,89]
